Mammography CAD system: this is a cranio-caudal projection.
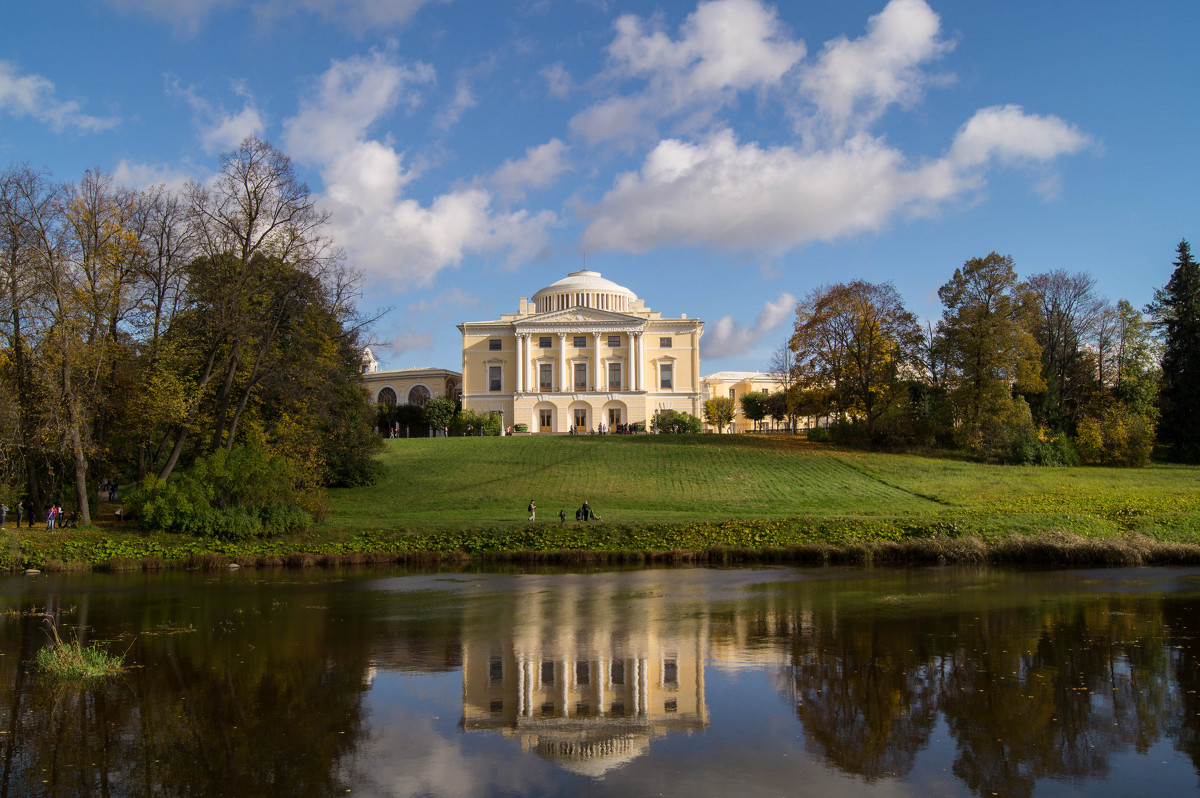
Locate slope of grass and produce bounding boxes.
[323,435,1200,540]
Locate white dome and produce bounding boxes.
[531,270,638,314]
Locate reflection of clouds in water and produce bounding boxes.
[345,672,557,798]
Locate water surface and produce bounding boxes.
[3,565,1200,797]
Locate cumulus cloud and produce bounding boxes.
[284,52,556,289]
[490,139,571,201]
[578,0,1091,256]
[582,105,1090,254]
[570,0,804,146]
[0,61,118,133]
[796,0,953,145]
[702,292,796,358]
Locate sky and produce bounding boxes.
[2,0,1197,374]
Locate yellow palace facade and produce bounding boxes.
[458,270,703,433]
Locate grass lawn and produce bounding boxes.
[324,434,1200,542]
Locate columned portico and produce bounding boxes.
[458,270,704,431]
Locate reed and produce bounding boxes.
[34,623,127,681]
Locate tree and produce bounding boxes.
[704,397,735,432]
[422,396,456,433]
[938,253,1044,452]
[769,341,800,432]
[1024,270,1103,431]
[739,391,768,431]
[766,390,788,429]
[1148,240,1200,461]
[652,408,701,434]
[790,281,921,443]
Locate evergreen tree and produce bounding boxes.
[1149,240,1200,461]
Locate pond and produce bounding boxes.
[3,564,1200,797]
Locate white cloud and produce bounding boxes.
[491,139,571,201]
[570,0,804,146]
[702,292,796,358]
[167,77,265,154]
[582,108,1090,255]
[796,0,953,145]
[284,52,555,290]
[540,63,574,100]
[0,61,118,133]
[112,159,194,192]
[434,76,477,132]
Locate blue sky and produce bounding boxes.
[2,0,1196,373]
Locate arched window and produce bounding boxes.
[408,384,431,407]
[377,387,398,405]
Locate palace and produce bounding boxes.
[458,270,703,433]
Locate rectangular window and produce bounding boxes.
[489,366,502,392]
[609,408,621,426]
[574,409,587,430]
[539,336,552,348]
[729,388,736,399]
[608,362,621,391]
[489,657,503,683]
[608,335,621,348]
[660,364,673,390]
[573,336,586,348]
[541,661,555,685]
[539,363,553,392]
[488,339,501,351]
[576,663,590,685]
[611,661,625,685]
[663,659,678,685]
[573,362,587,391]
[539,409,552,429]
[659,337,672,348]
[664,699,677,713]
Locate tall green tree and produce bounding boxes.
[1148,240,1200,461]
[704,397,735,432]
[938,253,1044,453]
[739,391,768,431]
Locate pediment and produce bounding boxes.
[516,307,644,331]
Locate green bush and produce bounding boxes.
[806,426,829,442]
[652,409,701,434]
[128,442,312,538]
[1075,407,1156,467]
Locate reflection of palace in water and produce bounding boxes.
[459,576,709,777]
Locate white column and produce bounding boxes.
[593,332,602,391]
[516,334,524,393]
[635,333,645,391]
[558,333,568,392]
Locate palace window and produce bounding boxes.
[539,336,552,348]
[608,335,621,348]
[539,363,553,392]
[576,663,590,685]
[663,659,678,685]
[611,661,625,685]
[660,337,672,348]
[539,409,552,430]
[488,366,501,392]
[664,699,677,713]
[541,661,555,685]
[376,387,397,405]
[660,363,673,390]
[609,408,621,426]
[488,339,501,351]
[608,362,621,391]
[407,384,430,406]
[573,336,586,348]
[573,362,588,391]
[574,408,587,430]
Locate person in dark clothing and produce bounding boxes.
[559,509,566,523]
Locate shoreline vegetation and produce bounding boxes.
[5,435,1200,573]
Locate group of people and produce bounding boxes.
[99,478,119,502]
[527,500,602,523]
[567,423,641,435]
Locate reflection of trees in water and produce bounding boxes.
[0,579,375,797]
[736,589,1187,797]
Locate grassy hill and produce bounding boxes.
[324,434,1200,542]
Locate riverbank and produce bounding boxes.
[7,435,1200,572]
[7,520,1200,572]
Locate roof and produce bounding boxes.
[532,270,637,301]
[702,372,785,382]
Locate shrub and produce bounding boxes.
[652,409,701,434]
[806,426,829,442]
[1076,407,1156,467]
[128,442,313,538]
